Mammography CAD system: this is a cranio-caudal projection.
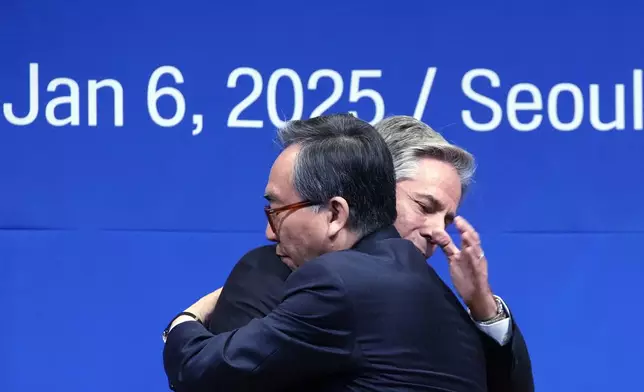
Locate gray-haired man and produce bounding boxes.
[207,115,534,391]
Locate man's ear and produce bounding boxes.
[326,196,350,238]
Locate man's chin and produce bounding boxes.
[424,245,438,260]
[410,240,432,259]
[415,244,434,260]
[279,256,297,270]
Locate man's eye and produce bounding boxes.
[418,202,435,214]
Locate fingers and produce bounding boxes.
[430,229,460,258]
[455,216,481,248]
[454,216,486,263]
[462,246,484,264]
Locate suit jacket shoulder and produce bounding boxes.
[293,231,489,391]
[208,244,291,334]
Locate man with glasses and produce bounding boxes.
[207,115,534,391]
[162,114,489,391]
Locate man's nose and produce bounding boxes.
[420,216,445,239]
[265,223,278,242]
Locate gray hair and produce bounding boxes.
[375,116,476,196]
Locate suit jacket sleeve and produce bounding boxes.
[482,316,534,392]
[207,246,291,334]
[163,259,360,392]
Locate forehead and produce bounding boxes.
[264,144,300,203]
[405,157,462,211]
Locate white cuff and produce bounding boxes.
[469,295,513,346]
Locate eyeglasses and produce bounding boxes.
[264,200,316,236]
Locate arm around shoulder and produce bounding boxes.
[163,259,360,391]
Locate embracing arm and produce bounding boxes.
[475,302,534,392]
[163,260,360,392]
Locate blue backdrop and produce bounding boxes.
[1,1,642,391]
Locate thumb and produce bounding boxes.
[431,229,460,258]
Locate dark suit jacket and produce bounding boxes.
[164,226,489,391]
[209,234,535,392]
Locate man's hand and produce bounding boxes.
[170,287,223,333]
[186,287,223,324]
[431,216,498,321]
